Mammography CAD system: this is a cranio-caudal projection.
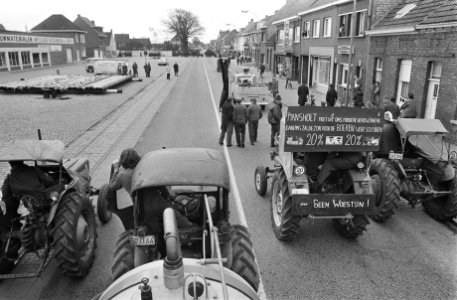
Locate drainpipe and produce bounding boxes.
[346,0,357,106]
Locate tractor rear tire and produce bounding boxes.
[254,166,268,196]
[97,184,113,224]
[53,192,97,278]
[111,230,135,282]
[423,174,457,221]
[369,158,401,222]
[270,169,300,241]
[223,225,259,291]
[333,215,369,239]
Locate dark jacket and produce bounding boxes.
[297,84,309,106]
[232,103,247,124]
[268,103,282,124]
[173,63,179,71]
[326,88,338,106]
[247,104,263,121]
[400,99,417,118]
[382,102,401,119]
[353,88,364,108]
[221,101,233,124]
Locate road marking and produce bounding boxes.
[203,61,267,300]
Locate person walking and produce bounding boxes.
[132,62,138,78]
[246,98,263,145]
[166,64,171,80]
[285,67,292,89]
[268,95,283,147]
[400,92,417,118]
[232,99,248,148]
[370,81,381,108]
[219,98,234,147]
[271,74,279,98]
[326,84,338,107]
[259,64,265,80]
[173,62,179,77]
[298,81,309,106]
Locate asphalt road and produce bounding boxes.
[0,57,456,299]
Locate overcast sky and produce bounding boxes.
[1,0,284,43]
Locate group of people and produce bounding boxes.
[166,62,179,80]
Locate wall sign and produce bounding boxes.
[0,34,74,45]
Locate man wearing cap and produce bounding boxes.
[268,95,283,147]
[232,99,248,148]
[246,98,263,145]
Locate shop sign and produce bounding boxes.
[0,34,74,45]
[284,20,293,53]
[338,45,354,55]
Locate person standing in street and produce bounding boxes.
[246,98,263,145]
[285,67,292,89]
[166,64,171,80]
[173,62,179,77]
[259,64,265,80]
[326,84,338,107]
[232,99,248,148]
[370,81,381,108]
[382,96,401,119]
[297,81,309,106]
[132,62,138,78]
[400,92,417,118]
[353,86,364,108]
[271,74,279,98]
[268,95,283,147]
[219,98,234,147]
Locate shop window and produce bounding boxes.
[312,56,331,86]
[374,58,382,84]
[323,17,332,37]
[32,53,40,64]
[0,52,6,68]
[339,14,351,37]
[313,20,320,38]
[8,52,20,67]
[21,51,31,65]
[302,22,310,39]
[294,26,300,43]
[42,52,49,64]
[355,11,366,36]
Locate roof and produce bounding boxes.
[32,14,85,33]
[131,148,230,193]
[370,0,457,32]
[271,0,312,25]
[0,24,6,31]
[0,140,64,162]
[396,118,449,138]
[75,15,107,37]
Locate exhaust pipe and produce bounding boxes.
[163,208,184,289]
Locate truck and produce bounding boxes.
[231,68,272,109]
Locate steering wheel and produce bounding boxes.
[170,194,200,217]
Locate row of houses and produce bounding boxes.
[214,0,457,127]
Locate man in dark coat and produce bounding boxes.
[219,98,234,146]
[232,99,248,147]
[326,84,338,107]
[353,86,364,108]
[297,82,309,106]
[382,96,400,119]
[246,98,263,145]
[132,62,138,78]
[268,95,283,147]
[400,92,417,118]
[173,62,179,77]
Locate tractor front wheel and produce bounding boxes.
[333,215,369,239]
[97,184,113,224]
[423,174,457,221]
[270,169,300,241]
[254,166,268,196]
[111,230,135,282]
[223,225,259,291]
[53,192,97,278]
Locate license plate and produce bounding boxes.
[292,194,374,216]
[389,152,403,160]
[130,235,156,246]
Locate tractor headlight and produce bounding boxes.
[357,162,365,169]
[49,191,59,201]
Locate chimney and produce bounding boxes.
[251,18,254,23]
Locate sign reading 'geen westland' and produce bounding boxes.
[0,34,74,45]
[284,106,383,152]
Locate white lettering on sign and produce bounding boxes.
[0,34,74,45]
[313,199,330,208]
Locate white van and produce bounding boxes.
[93,60,128,75]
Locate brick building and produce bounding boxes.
[366,0,457,127]
[74,14,107,58]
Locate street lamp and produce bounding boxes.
[241,10,259,21]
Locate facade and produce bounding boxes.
[0,29,77,72]
[74,15,107,58]
[31,14,87,63]
[366,0,457,126]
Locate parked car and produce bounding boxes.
[85,58,101,73]
[157,57,168,66]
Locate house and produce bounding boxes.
[366,0,457,126]
[74,14,108,58]
[31,14,87,62]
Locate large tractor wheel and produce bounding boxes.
[270,169,300,241]
[369,158,401,222]
[254,166,268,196]
[111,230,135,282]
[223,225,259,291]
[97,184,113,224]
[333,215,369,239]
[53,192,97,278]
[423,175,457,221]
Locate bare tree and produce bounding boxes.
[162,9,204,55]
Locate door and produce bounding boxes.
[66,48,73,63]
[424,79,440,119]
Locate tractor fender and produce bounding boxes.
[47,180,79,226]
[345,169,373,195]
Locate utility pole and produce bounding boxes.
[346,0,357,106]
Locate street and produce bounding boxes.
[0,57,456,300]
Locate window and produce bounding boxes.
[42,52,49,64]
[294,26,300,42]
[430,62,442,79]
[0,52,6,68]
[323,17,332,37]
[339,14,351,37]
[302,22,310,39]
[8,52,19,67]
[374,58,383,84]
[80,34,86,43]
[394,4,417,19]
[397,59,412,104]
[312,57,331,86]
[313,20,320,38]
[277,29,284,44]
[340,63,349,87]
[355,11,366,36]
[32,53,40,64]
[261,32,266,43]
[75,33,79,43]
[82,48,87,57]
[21,51,31,65]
